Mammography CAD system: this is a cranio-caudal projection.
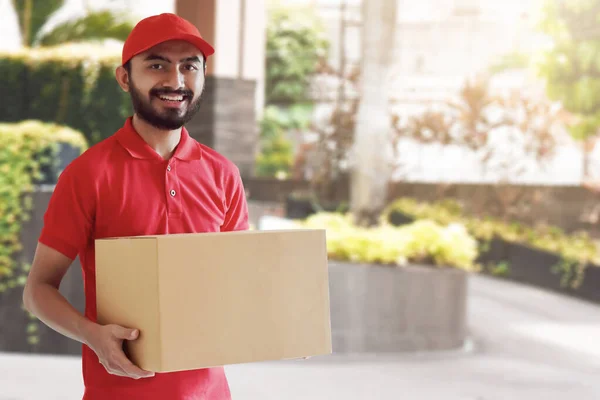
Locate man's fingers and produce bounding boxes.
[112,326,139,340]
[114,351,154,379]
[101,361,128,378]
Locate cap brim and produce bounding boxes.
[123,33,215,65]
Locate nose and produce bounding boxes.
[163,66,185,89]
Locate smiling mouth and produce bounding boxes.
[158,94,187,102]
[155,93,190,108]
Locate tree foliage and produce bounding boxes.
[536,0,600,140]
[265,4,329,105]
[12,0,135,47]
[392,76,564,180]
[37,10,134,47]
[255,105,310,178]
[256,4,330,178]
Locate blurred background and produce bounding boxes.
[1,0,600,399]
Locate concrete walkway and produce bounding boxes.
[2,274,600,399]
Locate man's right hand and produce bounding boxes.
[23,244,155,380]
[84,324,155,379]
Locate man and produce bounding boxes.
[22,13,248,400]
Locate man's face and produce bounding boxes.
[122,40,206,130]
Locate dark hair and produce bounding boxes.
[124,60,132,75]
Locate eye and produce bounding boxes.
[184,64,199,71]
[149,64,163,70]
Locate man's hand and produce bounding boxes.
[84,324,155,379]
[24,244,154,380]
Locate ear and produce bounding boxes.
[115,65,130,92]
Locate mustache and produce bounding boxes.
[151,88,193,97]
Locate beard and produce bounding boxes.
[128,79,205,130]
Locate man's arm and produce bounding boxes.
[23,159,153,379]
[23,242,95,344]
[23,242,154,379]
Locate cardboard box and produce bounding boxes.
[95,229,332,373]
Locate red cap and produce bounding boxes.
[121,13,215,66]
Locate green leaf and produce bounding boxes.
[535,0,600,140]
[36,10,135,47]
[0,120,86,283]
[27,336,40,345]
[12,0,64,47]
[26,322,38,333]
[383,197,600,268]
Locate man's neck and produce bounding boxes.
[132,114,181,160]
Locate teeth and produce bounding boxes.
[159,95,184,101]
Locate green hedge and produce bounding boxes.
[0,120,87,288]
[0,43,132,146]
[295,212,480,272]
[382,198,600,268]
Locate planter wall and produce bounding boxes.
[478,239,600,304]
[35,142,82,185]
[328,261,469,353]
[0,187,85,356]
[387,211,600,304]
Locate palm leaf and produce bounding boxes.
[35,10,135,47]
[12,0,64,46]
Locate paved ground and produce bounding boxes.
[2,274,600,399]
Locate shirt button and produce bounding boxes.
[170,189,176,197]
[167,165,171,172]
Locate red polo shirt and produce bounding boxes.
[38,117,249,400]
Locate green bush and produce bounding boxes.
[265,5,329,105]
[0,43,132,146]
[0,120,87,287]
[295,212,479,272]
[255,106,295,178]
[255,105,314,178]
[382,198,600,268]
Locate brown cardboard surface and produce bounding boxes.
[95,229,332,373]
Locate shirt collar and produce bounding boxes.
[115,117,202,161]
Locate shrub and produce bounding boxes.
[296,212,479,272]
[0,43,131,146]
[0,120,87,287]
[255,106,296,179]
[265,4,329,105]
[382,198,600,267]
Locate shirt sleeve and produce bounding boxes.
[220,167,249,232]
[38,162,96,260]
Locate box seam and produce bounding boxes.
[156,238,163,371]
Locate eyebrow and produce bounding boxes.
[144,54,203,64]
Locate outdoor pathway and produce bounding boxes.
[1,274,600,399]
